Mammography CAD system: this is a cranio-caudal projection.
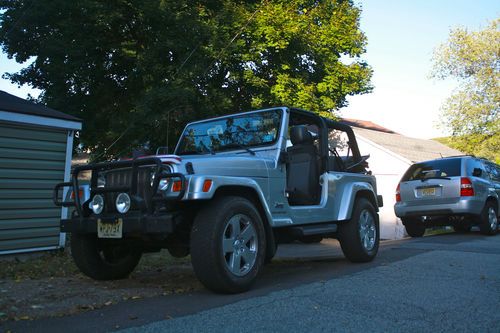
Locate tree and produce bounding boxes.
[431,19,499,163]
[0,0,372,159]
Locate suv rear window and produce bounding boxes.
[402,159,461,181]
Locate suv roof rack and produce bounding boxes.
[441,154,475,159]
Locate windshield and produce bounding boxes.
[175,109,282,155]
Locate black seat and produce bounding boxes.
[286,126,320,205]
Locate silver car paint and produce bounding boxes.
[161,107,379,228]
[394,157,500,218]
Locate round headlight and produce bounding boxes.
[90,194,104,215]
[115,193,131,214]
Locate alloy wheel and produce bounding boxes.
[222,214,258,276]
[359,209,376,251]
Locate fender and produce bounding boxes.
[180,175,274,226]
[337,181,378,221]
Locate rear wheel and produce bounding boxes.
[190,196,266,293]
[339,198,379,262]
[70,234,142,280]
[402,218,426,237]
[479,201,498,236]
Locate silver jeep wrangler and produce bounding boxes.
[54,107,383,293]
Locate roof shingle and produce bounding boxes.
[352,127,463,163]
[0,90,80,122]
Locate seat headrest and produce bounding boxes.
[290,125,313,145]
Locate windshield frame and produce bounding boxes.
[174,108,285,156]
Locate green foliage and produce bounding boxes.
[435,135,499,164]
[431,19,499,163]
[0,0,372,159]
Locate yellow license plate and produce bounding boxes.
[422,188,436,196]
[97,218,123,238]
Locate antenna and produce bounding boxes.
[166,110,170,154]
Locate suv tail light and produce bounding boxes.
[460,177,474,196]
[396,183,401,202]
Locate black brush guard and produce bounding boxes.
[53,157,186,235]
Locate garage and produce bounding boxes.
[0,90,81,255]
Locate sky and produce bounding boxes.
[0,1,499,139]
[344,0,499,138]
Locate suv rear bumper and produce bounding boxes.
[61,213,178,235]
[394,198,484,218]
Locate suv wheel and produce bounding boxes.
[190,196,266,293]
[339,198,379,262]
[70,234,142,280]
[479,201,498,236]
[402,218,426,237]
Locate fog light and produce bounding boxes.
[90,194,104,215]
[115,193,131,213]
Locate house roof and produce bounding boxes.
[341,119,463,163]
[0,90,80,122]
[340,118,398,134]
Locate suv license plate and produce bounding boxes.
[422,188,436,196]
[97,218,123,238]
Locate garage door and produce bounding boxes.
[0,121,67,253]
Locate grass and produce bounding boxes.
[425,226,454,236]
[0,249,190,281]
[0,251,79,280]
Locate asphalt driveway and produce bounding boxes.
[3,232,500,332]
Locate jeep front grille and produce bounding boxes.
[103,167,154,213]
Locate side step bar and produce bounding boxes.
[289,223,338,237]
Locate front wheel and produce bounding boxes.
[190,196,266,293]
[339,198,379,262]
[70,234,142,280]
[479,201,498,236]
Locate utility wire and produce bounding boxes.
[202,1,265,77]
[90,1,266,160]
[2,0,35,38]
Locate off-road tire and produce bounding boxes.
[402,218,426,237]
[70,233,142,280]
[478,201,498,236]
[339,198,379,262]
[190,196,266,293]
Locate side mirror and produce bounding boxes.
[472,168,482,177]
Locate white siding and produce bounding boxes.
[355,133,411,239]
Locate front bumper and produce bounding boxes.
[61,212,179,235]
